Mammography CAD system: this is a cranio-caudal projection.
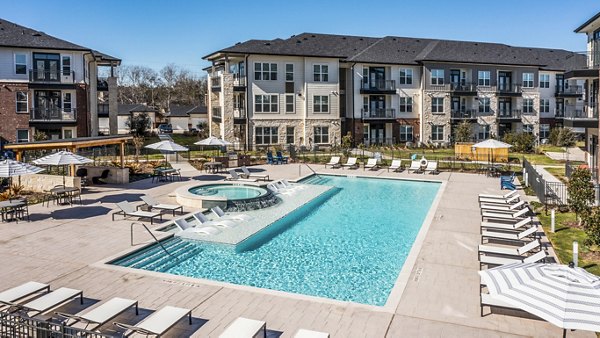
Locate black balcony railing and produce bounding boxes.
[497,109,522,119]
[450,109,477,119]
[496,83,522,94]
[212,107,222,118]
[361,80,396,91]
[211,76,221,88]
[555,85,584,96]
[30,107,76,121]
[29,69,75,83]
[564,104,598,119]
[450,83,477,92]
[361,108,396,119]
[233,107,246,119]
[97,77,109,91]
[233,74,246,87]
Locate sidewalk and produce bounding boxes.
[545,146,586,162]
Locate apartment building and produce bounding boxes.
[567,13,600,180]
[0,18,120,145]
[204,33,585,150]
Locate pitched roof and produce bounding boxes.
[574,12,600,33]
[117,104,157,116]
[187,105,207,114]
[167,104,208,117]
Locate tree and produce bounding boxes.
[583,207,600,246]
[341,131,353,157]
[196,121,208,139]
[454,121,472,143]
[567,167,595,225]
[549,127,576,147]
[503,132,535,153]
[126,113,152,161]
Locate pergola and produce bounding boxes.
[5,135,133,173]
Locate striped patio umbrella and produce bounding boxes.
[479,262,600,337]
[33,151,92,186]
[145,140,189,152]
[0,159,44,178]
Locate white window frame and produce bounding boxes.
[522,73,534,88]
[16,91,28,113]
[539,74,550,88]
[479,97,491,113]
[431,97,444,113]
[285,94,295,113]
[254,63,277,81]
[399,125,413,142]
[539,124,550,139]
[14,53,27,75]
[431,69,444,85]
[285,126,295,144]
[313,64,329,82]
[313,126,329,144]
[523,98,534,113]
[254,94,279,113]
[285,64,294,82]
[478,71,491,86]
[399,97,413,113]
[540,99,550,113]
[16,129,29,143]
[61,55,71,76]
[313,95,329,113]
[399,68,413,85]
[255,126,278,145]
[523,124,534,134]
[62,127,76,139]
[431,125,444,142]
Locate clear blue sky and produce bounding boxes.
[3,0,599,77]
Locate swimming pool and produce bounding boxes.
[112,175,441,306]
[188,184,268,200]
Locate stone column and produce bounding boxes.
[221,74,235,142]
[108,77,118,135]
[89,64,98,136]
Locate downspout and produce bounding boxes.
[350,62,356,146]
[420,63,425,144]
[83,51,93,137]
[244,54,250,151]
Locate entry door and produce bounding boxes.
[451,97,460,113]
[369,96,385,117]
[369,67,385,89]
[556,99,564,117]
[370,124,385,144]
[498,72,511,91]
[33,53,60,81]
[34,91,61,119]
[498,99,511,116]
[556,75,564,91]
[450,70,460,86]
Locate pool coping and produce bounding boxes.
[94,173,446,314]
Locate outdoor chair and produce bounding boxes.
[276,151,288,164]
[113,201,162,224]
[92,169,110,185]
[478,190,518,200]
[140,195,183,216]
[480,217,533,232]
[479,249,547,268]
[407,160,422,173]
[388,160,402,172]
[240,166,269,181]
[174,218,222,235]
[501,180,516,190]
[478,239,541,258]
[481,225,538,244]
[15,287,83,317]
[75,168,88,186]
[192,211,238,228]
[13,198,29,222]
[266,151,277,165]
[212,206,253,221]
[424,161,438,174]
[227,169,257,182]
[0,281,50,309]
[481,207,529,221]
[281,179,305,190]
[114,306,192,337]
[267,183,293,196]
[479,194,520,205]
[480,200,526,213]
[219,317,266,338]
[56,297,138,331]
[341,157,358,169]
[364,158,379,170]
[325,156,341,169]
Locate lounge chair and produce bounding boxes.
[267,183,293,196]
[219,317,266,338]
[424,161,438,174]
[281,179,306,190]
[240,166,270,181]
[478,239,541,257]
[388,160,402,172]
[56,297,138,331]
[114,305,192,337]
[479,194,520,205]
[294,329,330,338]
[481,207,529,221]
[16,287,83,316]
[407,160,422,173]
[364,158,379,170]
[212,206,253,221]
[175,218,222,235]
[481,225,538,243]
[227,169,257,182]
[140,195,183,216]
[276,151,288,164]
[0,281,49,307]
[325,156,341,169]
[479,249,547,267]
[480,200,526,212]
[478,190,518,200]
[92,169,110,185]
[113,201,162,224]
[341,157,358,169]
[480,292,521,316]
[480,217,533,232]
[192,211,237,228]
[501,180,516,190]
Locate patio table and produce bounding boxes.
[204,161,222,174]
[50,186,79,205]
[0,199,26,222]
[153,168,177,182]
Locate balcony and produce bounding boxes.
[234,107,246,122]
[361,108,396,119]
[449,83,477,95]
[30,107,77,122]
[497,109,522,120]
[360,80,396,94]
[233,74,246,88]
[211,107,222,122]
[210,76,221,91]
[555,85,584,97]
[97,77,109,91]
[496,84,522,96]
[521,109,537,116]
[563,104,599,128]
[450,109,478,120]
[29,69,75,84]
[555,105,581,119]
[97,103,109,117]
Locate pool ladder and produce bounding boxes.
[130,222,175,258]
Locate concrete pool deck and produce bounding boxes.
[0,162,593,337]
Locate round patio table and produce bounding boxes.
[50,186,79,205]
[204,161,223,174]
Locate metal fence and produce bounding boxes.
[0,312,119,337]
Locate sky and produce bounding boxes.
[2,0,600,77]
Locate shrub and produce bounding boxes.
[454,121,472,143]
[548,127,576,147]
[503,132,535,153]
[567,167,595,225]
[583,207,600,246]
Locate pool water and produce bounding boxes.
[113,175,440,306]
[188,184,268,200]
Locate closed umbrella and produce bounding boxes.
[33,151,92,185]
[479,262,600,337]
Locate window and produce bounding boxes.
[478,125,490,140]
[399,97,413,113]
[362,97,369,112]
[255,127,278,145]
[539,74,550,88]
[313,65,328,82]
[61,56,71,75]
[313,95,329,113]
[478,71,491,86]
[285,94,294,113]
[399,68,413,85]
[254,63,277,81]
[431,125,444,142]
[16,129,29,143]
[431,69,444,85]
[286,127,295,144]
[540,99,549,113]
[523,98,534,113]
[63,93,72,112]
[522,73,534,88]
[285,64,294,81]
[63,129,73,139]
[399,125,413,142]
[540,124,550,139]
[254,94,278,113]
[15,53,27,75]
[431,97,444,113]
[523,124,534,135]
[313,126,329,144]
[478,97,491,113]
[16,92,28,113]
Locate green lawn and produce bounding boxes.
[544,167,568,183]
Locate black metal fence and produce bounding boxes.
[0,312,119,337]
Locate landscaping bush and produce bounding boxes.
[502,132,535,153]
[583,207,600,246]
[549,127,576,147]
[454,121,472,143]
[567,167,595,225]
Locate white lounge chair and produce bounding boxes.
[482,225,538,243]
[18,287,83,316]
[480,200,526,212]
[388,159,402,172]
[480,292,520,316]
[424,161,438,174]
[479,239,541,257]
[0,281,49,307]
[325,156,341,169]
[478,190,518,200]
[364,158,379,170]
[227,170,257,182]
[56,297,138,331]
[114,305,192,337]
[341,157,358,169]
[481,207,529,221]
[294,329,330,338]
[281,179,306,190]
[240,166,270,181]
[267,183,293,196]
[113,201,162,224]
[141,195,184,216]
[479,249,547,267]
[175,219,222,235]
[212,206,253,221]
[219,317,266,338]
[479,194,520,205]
[407,160,422,173]
[191,211,237,228]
